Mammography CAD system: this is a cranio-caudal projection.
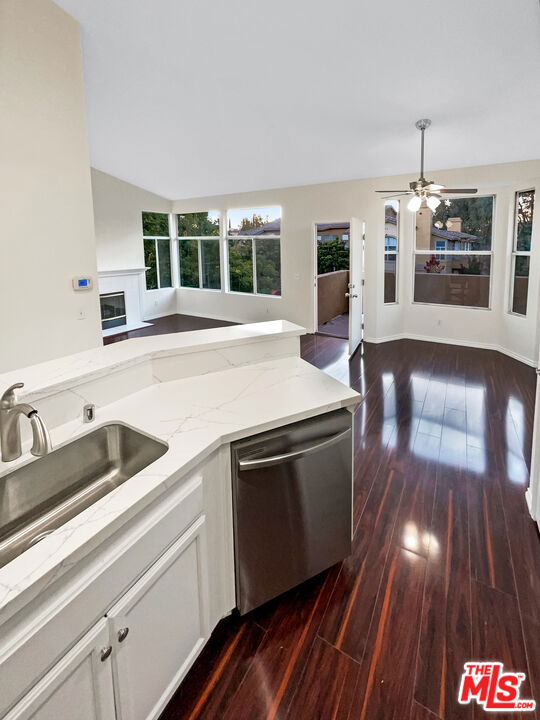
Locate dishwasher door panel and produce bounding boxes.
[232,409,352,615]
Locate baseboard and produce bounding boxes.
[525,488,535,518]
[142,311,176,321]
[363,332,536,367]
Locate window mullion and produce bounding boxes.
[155,239,161,289]
[197,238,203,289]
[252,237,258,294]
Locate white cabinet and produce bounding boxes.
[5,619,115,720]
[108,515,210,720]
[5,517,209,720]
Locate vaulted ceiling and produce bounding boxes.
[56,0,540,199]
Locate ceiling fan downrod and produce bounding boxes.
[415,118,431,185]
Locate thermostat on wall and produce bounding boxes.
[72,276,93,291]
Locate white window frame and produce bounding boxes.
[226,211,282,298]
[509,188,535,317]
[412,194,495,311]
[384,200,399,305]
[226,234,281,297]
[176,212,222,291]
[142,212,172,291]
[178,236,222,291]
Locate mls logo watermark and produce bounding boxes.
[458,662,536,712]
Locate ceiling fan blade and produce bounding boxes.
[438,188,478,194]
[380,193,414,199]
[375,190,411,193]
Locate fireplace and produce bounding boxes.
[100,292,126,330]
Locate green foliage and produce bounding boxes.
[239,214,267,232]
[157,238,172,287]
[144,238,158,289]
[458,255,481,275]
[142,212,169,237]
[516,190,535,251]
[256,238,281,295]
[228,239,253,293]
[317,240,349,275]
[515,255,530,278]
[432,197,493,250]
[201,239,221,289]
[179,239,199,288]
[177,212,219,237]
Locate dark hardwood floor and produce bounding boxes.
[103,313,237,344]
[151,329,539,720]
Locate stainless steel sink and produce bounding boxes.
[0,423,168,569]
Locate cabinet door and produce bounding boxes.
[108,516,210,720]
[5,619,115,720]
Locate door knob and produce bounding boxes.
[100,645,113,662]
[117,627,130,642]
[345,293,358,298]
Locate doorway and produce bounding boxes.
[315,222,350,339]
[313,218,363,356]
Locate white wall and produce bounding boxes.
[0,0,102,373]
[172,159,540,365]
[91,169,176,320]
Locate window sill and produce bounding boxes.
[226,290,282,299]
[178,286,222,293]
[411,300,492,311]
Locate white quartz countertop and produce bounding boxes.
[0,355,360,624]
[0,320,304,400]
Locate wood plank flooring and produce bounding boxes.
[159,333,539,720]
[103,313,237,344]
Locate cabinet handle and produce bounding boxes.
[117,627,130,643]
[100,645,113,662]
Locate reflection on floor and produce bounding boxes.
[160,333,540,720]
[317,311,349,339]
[103,313,238,345]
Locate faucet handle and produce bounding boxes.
[1,382,24,408]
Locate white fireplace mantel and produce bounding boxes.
[97,267,148,278]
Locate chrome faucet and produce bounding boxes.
[0,383,52,462]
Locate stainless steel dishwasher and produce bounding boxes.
[231,408,353,614]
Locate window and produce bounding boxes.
[384,200,399,303]
[413,196,494,308]
[177,212,221,290]
[142,212,172,290]
[510,190,535,316]
[227,206,281,296]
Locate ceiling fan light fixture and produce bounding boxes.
[426,195,441,212]
[407,195,422,212]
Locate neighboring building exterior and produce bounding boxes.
[415,207,477,251]
[316,222,350,244]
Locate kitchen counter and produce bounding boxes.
[0,320,304,400]
[0,355,360,625]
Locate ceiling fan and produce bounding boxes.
[376,119,478,211]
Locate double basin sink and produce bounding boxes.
[0,424,168,570]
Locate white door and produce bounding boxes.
[5,620,115,720]
[108,517,210,720]
[348,217,364,356]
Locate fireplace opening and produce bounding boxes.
[100,292,126,330]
